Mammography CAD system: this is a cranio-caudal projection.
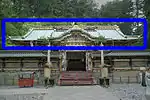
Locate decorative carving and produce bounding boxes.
[56,30,95,46]
[61,33,89,45]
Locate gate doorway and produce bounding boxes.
[66,52,86,71]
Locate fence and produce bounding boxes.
[0,69,60,86]
[0,72,45,86]
[0,71,141,86]
[110,75,140,83]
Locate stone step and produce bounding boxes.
[58,71,94,85]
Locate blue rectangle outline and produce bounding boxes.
[2,18,148,50]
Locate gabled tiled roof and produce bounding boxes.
[9,25,138,41]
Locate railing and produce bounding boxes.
[51,68,60,78]
[61,71,92,79]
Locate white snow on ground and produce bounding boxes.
[0,84,148,100]
[107,84,147,100]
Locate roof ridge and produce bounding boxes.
[84,25,119,30]
[23,28,34,39]
[32,27,53,30]
[114,28,127,38]
[30,25,120,30]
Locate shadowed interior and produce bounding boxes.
[66,52,86,71]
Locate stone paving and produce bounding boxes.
[107,84,147,100]
[0,87,48,100]
[0,84,147,100]
[0,85,120,100]
[45,86,120,100]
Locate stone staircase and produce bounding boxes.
[58,71,96,85]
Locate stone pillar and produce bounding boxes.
[59,55,62,72]
[88,52,92,71]
[86,52,92,71]
[62,51,67,71]
[86,52,88,71]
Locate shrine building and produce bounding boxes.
[0,24,150,85]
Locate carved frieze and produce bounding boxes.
[59,32,92,46]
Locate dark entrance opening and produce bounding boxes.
[67,59,86,71]
[66,52,86,71]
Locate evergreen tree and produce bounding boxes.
[143,0,150,49]
[0,0,101,48]
[100,0,134,35]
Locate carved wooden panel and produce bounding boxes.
[60,33,92,46]
[64,34,87,42]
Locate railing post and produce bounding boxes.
[37,77,39,85]
[136,75,138,83]
[120,76,122,83]
[112,74,114,83]
[4,76,6,85]
[12,76,15,85]
[128,76,130,83]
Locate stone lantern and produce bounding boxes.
[44,62,53,79]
